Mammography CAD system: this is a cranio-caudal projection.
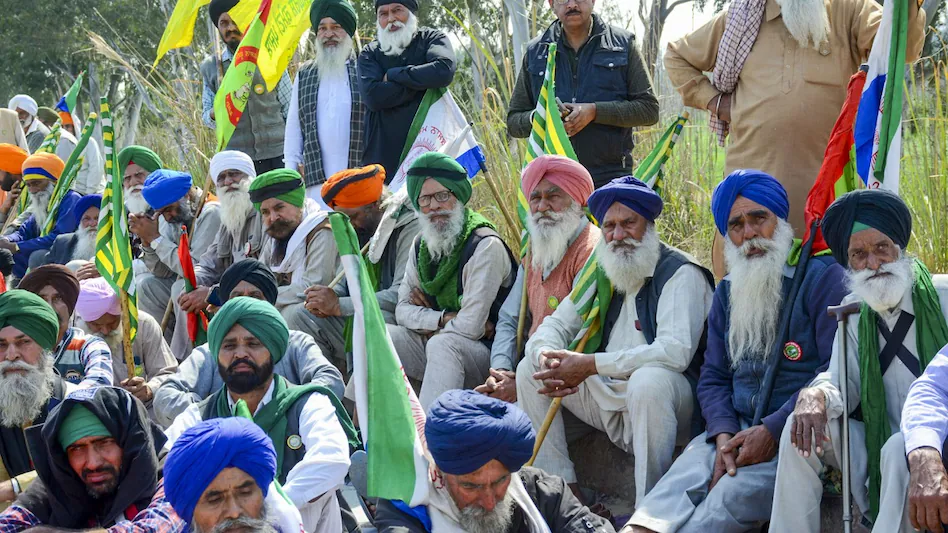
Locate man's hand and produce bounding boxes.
[791,388,829,457]
[128,212,160,245]
[438,312,457,329]
[0,183,20,214]
[76,261,102,281]
[707,93,732,123]
[474,368,517,403]
[723,425,778,468]
[0,238,15,252]
[562,103,596,137]
[178,286,211,313]
[304,285,341,318]
[711,432,738,490]
[0,479,14,502]
[410,288,435,309]
[533,349,596,397]
[908,446,948,532]
[121,376,153,403]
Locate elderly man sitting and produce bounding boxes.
[519,176,713,506]
[623,170,848,533]
[38,194,101,267]
[375,389,615,532]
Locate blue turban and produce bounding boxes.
[142,169,193,210]
[163,417,276,526]
[73,194,102,226]
[425,390,535,476]
[587,176,663,224]
[710,169,789,235]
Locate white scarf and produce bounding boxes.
[271,199,328,274]
[426,472,551,533]
[367,191,411,264]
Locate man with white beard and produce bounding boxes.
[770,190,948,532]
[357,0,456,179]
[475,155,598,404]
[623,170,848,533]
[7,95,49,153]
[284,0,365,206]
[518,176,713,508]
[389,153,516,407]
[32,194,101,267]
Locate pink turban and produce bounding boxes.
[520,155,594,207]
[76,278,121,322]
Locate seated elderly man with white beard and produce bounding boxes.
[770,190,948,533]
[518,176,714,507]
[623,170,848,533]
[33,194,101,268]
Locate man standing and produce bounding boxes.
[507,0,659,188]
[285,0,365,204]
[358,0,456,179]
[56,111,105,195]
[37,194,101,267]
[7,96,49,153]
[202,0,291,175]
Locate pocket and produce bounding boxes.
[801,43,845,87]
[590,49,629,96]
[527,51,549,94]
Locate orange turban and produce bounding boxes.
[322,165,386,209]
[58,111,74,126]
[0,144,28,175]
[22,152,65,182]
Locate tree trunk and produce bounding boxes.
[468,2,486,113]
[87,61,104,152]
[641,0,666,76]
[503,0,530,69]
[120,88,144,148]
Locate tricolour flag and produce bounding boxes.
[55,72,84,114]
[178,228,209,345]
[635,114,689,196]
[153,0,212,67]
[42,113,99,236]
[95,97,139,343]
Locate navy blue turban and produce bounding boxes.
[587,176,663,224]
[73,194,102,226]
[142,170,193,210]
[425,390,535,475]
[821,189,912,269]
[711,169,789,235]
[163,417,276,526]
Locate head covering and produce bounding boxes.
[821,189,913,269]
[425,390,536,476]
[0,144,28,175]
[209,150,257,183]
[22,152,65,182]
[520,155,594,207]
[58,111,74,126]
[406,152,470,210]
[7,95,38,116]
[207,297,289,363]
[209,0,240,25]
[76,278,121,323]
[322,165,385,209]
[73,194,102,226]
[248,169,305,210]
[19,264,81,316]
[0,250,14,277]
[164,417,276,526]
[376,0,418,12]
[37,107,59,125]
[117,146,163,174]
[0,109,29,151]
[0,290,60,350]
[311,0,358,36]
[218,259,278,304]
[57,405,112,450]
[587,176,663,223]
[710,169,790,236]
[142,170,193,210]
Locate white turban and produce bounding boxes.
[7,95,38,117]
[209,151,256,184]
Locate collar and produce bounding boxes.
[227,379,275,416]
[552,14,605,49]
[221,47,235,62]
[765,0,782,22]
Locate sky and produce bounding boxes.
[600,0,715,45]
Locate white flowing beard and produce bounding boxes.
[776,0,830,48]
[218,180,255,235]
[72,226,98,261]
[0,354,53,427]
[26,185,53,229]
[315,37,354,79]
[125,186,149,214]
[417,203,464,261]
[847,254,915,314]
[724,219,794,368]
[525,203,585,274]
[377,12,418,57]
[596,224,662,296]
[449,487,515,533]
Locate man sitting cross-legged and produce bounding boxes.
[36,193,101,267]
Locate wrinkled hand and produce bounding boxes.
[474,368,517,403]
[178,286,211,313]
[563,102,596,137]
[305,285,341,318]
[121,376,152,403]
[128,212,160,245]
[722,425,778,468]
[410,288,434,309]
[76,261,102,281]
[792,388,829,457]
[533,349,596,397]
[908,446,948,532]
[707,93,732,123]
[710,432,738,490]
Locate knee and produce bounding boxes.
[778,413,796,451]
[171,279,186,300]
[881,432,907,468]
[425,333,463,362]
[626,367,686,404]
[516,354,539,382]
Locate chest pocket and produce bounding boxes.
[589,49,629,98]
[801,43,845,87]
[527,50,550,97]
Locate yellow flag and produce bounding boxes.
[258,0,310,90]
[229,0,262,32]
[153,0,212,67]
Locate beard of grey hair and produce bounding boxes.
[218,180,254,236]
[125,187,150,215]
[595,224,662,296]
[27,186,53,229]
[190,504,275,533]
[847,253,915,314]
[724,218,794,369]
[73,226,98,261]
[525,202,584,274]
[449,487,516,533]
[315,36,354,79]
[776,0,830,48]
[169,197,194,226]
[0,352,54,427]
[418,203,465,261]
[377,12,419,57]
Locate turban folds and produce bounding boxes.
[376,0,418,11]
[218,259,278,305]
[821,189,912,269]
[37,107,59,125]
[73,194,102,226]
[58,112,74,126]
[322,165,385,209]
[209,0,239,25]
[249,169,305,210]
[210,151,256,183]
[57,405,111,450]
[311,0,358,36]
[0,144,28,175]
[117,146,163,174]
[588,176,663,223]
[164,417,276,526]
[207,297,288,363]
[22,152,65,182]
[76,278,121,322]
[8,95,38,116]
[710,169,789,235]
[521,155,594,207]
[0,290,59,350]
[425,390,535,475]
[19,264,80,316]
[406,152,470,210]
[142,170,193,210]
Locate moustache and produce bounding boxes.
[0,360,36,375]
[322,39,339,46]
[566,9,581,15]
[81,465,118,483]
[227,358,261,373]
[267,219,293,233]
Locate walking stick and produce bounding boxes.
[827,302,861,533]
[514,278,528,363]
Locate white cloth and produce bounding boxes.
[284,76,304,172]
[209,150,257,183]
[305,184,331,211]
[8,95,37,116]
[55,129,105,195]
[426,472,552,533]
[315,69,352,179]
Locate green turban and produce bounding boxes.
[310,0,357,36]
[406,152,471,210]
[0,290,60,350]
[117,146,163,174]
[248,169,306,211]
[57,405,112,451]
[207,297,289,364]
[37,107,59,126]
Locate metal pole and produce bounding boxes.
[827,302,861,533]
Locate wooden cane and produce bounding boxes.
[119,289,137,378]
[513,274,528,363]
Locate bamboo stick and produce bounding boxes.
[119,289,136,378]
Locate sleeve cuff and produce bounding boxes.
[339,297,355,317]
[705,417,741,442]
[692,83,721,112]
[905,428,947,456]
[762,411,789,442]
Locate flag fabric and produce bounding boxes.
[153,0,212,67]
[328,212,429,505]
[55,72,85,114]
[563,252,613,353]
[389,88,486,192]
[42,113,99,236]
[95,97,139,343]
[635,114,689,195]
[257,0,310,91]
[36,123,62,154]
[178,229,209,345]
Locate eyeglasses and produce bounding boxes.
[552,0,588,5]
[417,190,454,207]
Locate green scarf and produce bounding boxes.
[417,209,495,312]
[857,259,948,519]
[214,375,360,480]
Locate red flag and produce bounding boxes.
[178,228,208,344]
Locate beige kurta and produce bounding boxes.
[103,311,179,406]
[260,218,340,320]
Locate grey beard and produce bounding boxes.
[724,219,794,368]
[450,488,516,533]
[847,254,915,314]
[525,203,585,274]
[190,504,275,533]
[0,354,54,427]
[776,0,830,48]
[218,183,254,236]
[125,188,149,215]
[418,204,465,261]
[315,37,354,79]
[377,13,418,57]
[72,227,98,261]
[596,224,662,296]
[27,188,52,228]
[169,198,194,226]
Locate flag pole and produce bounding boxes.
[481,168,520,232]
[514,275,528,364]
[118,288,136,378]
